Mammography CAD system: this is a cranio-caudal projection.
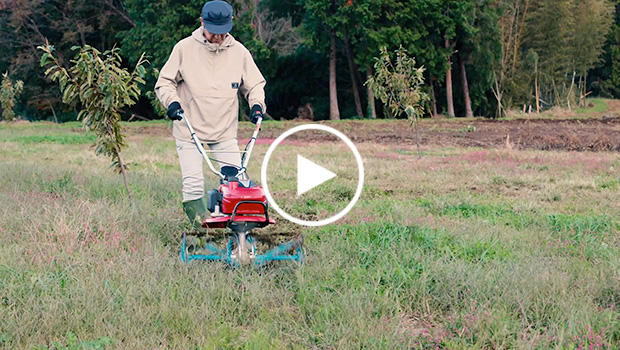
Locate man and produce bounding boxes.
[155,0,266,231]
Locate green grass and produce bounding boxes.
[0,120,619,349]
[498,98,612,120]
[575,98,610,114]
[0,122,95,145]
[1,133,96,145]
[0,121,82,130]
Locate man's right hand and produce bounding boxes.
[167,102,184,121]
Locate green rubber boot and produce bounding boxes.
[182,198,209,235]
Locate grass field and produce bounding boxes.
[1,119,619,349]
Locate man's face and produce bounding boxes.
[200,18,228,44]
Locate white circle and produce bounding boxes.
[261,124,365,227]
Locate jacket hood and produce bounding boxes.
[192,27,235,51]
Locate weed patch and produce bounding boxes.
[417,199,540,229]
[32,332,114,350]
[575,98,609,114]
[2,133,95,145]
[548,213,618,242]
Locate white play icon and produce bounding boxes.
[297,155,337,196]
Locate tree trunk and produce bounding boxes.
[366,68,377,118]
[405,108,422,159]
[445,38,455,118]
[49,102,58,123]
[430,78,438,118]
[512,0,531,73]
[460,54,474,118]
[103,0,136,27]
[106,126,134,204]
[552,79,560,107]
[535,74,540,113]
[329,29,340,120]
[343,26,363,118]
[116,149,134,204]
[579,73,587,108]
[492,73,505,118]
[535,60,540,113]
[567,70,576,111]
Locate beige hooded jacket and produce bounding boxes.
[155,27,266,143]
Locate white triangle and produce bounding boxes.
[297,155,337,196]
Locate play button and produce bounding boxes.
[261,124,364,227]
[297,155,337,196]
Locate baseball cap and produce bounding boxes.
[201,1,233,35]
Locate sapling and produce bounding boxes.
[0,72,24,122]
[39,42,146,202]
[367,46,428,158]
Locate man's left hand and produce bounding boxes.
[250,105,263,124]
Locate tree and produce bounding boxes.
[493,0,531,117]
[0,0,134,120]
[524,0,575,107]
[569,0,614,107]
[39,43,146,202]
[594,0,620,98]
[0,72,24,122]
[367,46,428,157]
[445,37,455,117]
[451,0,501,118]
[507,0,615,111]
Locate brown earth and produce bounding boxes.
[126,103,620,152]
[241,116,620,152]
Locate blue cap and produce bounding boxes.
[201,1,233,35]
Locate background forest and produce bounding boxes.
[1,0,619,121]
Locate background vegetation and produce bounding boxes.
[1,0,620,121]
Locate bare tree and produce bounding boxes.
[459,53,474,117]
[329,29,340,120]
[445,38,455,117]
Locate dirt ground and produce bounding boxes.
[239,116,620,152]
[358,115,620,152]
[253,100,620,152]
[128,101,620,152]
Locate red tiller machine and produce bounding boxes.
[178,113,304,266]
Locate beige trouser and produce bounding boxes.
[175,139,242,202]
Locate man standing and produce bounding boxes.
[155,0,266,231]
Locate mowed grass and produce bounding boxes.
[1,120,620,349]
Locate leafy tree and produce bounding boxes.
[493,0,531,117]
[524,0,575,107]
[452,0,501,118]
[508,0,614,110]
[0,72,24,122]
[0,0,134,120]
[598,0,620,98]
[601,12,620,98]
[298,0,343,120]
[337,0,396,118]
[569,0,614,106]
[39,43,146,202]
[120,0,203,71]
[367,46,428,157]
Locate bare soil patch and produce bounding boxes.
[246,116,620,152]
[125,109,620,152]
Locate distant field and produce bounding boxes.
[0,114,619,349]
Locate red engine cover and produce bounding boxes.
[220,181,267,215]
